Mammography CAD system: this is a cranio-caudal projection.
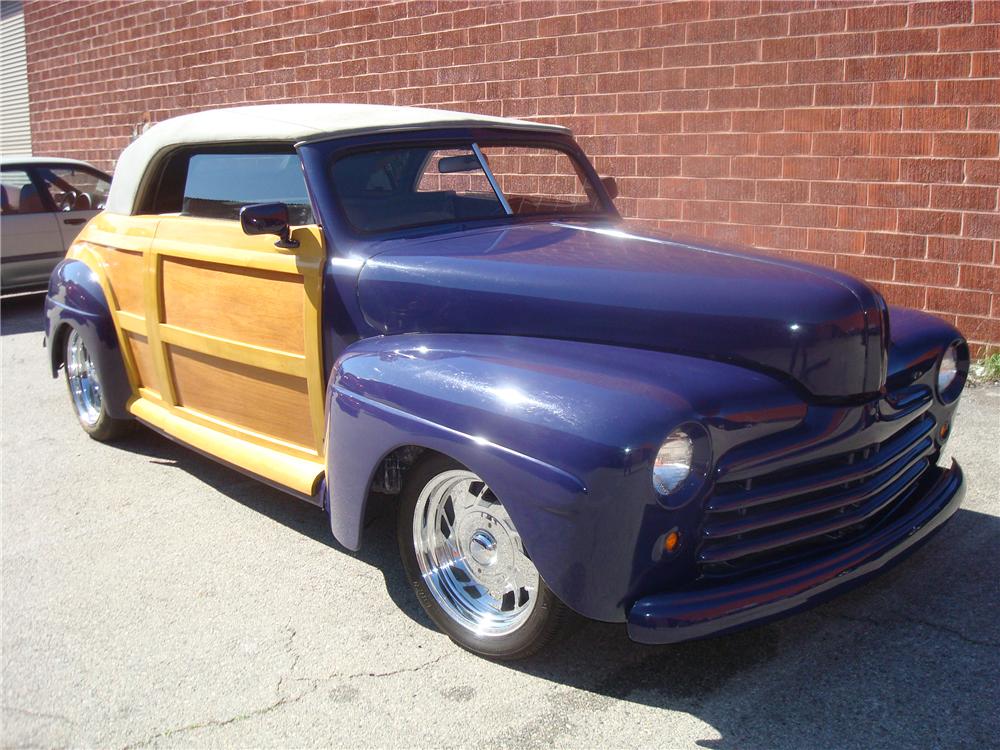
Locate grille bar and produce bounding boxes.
[708,414,935,513]
[699,399,938,572]
[699,458,930,564]
[703,432,936,540]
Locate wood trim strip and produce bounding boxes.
[158,324,307,377]
[152,241,319,275]
[138,386,162,402]
[116,310,145,333]
[145,249,178,404]
[300,231,328,450]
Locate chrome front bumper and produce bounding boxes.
[627,460,964,644]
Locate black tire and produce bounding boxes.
[397,454,573,660]
[63,328,133,442]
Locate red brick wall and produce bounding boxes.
[24,0,1000,352]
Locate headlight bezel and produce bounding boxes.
[651,422,712,506]
[935,340,969,404]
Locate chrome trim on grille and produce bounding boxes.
[700,390,938,574]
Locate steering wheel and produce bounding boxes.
[54,189,79,212]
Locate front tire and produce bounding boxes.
[64,328,132,441]
[397,455,571,660]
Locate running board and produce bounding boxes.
[129,397,324,499]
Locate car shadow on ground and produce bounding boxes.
[117,425,999,749]
[1,293,46,336]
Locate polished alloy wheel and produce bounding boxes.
[66,329,102,427]
[412,470,539,637]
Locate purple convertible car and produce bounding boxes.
[45,105,967,659]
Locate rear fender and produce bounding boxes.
[327,333,803,621]
[44,258,132,419]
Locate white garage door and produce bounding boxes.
[1,1,32,157]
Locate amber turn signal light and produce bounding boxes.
[664,530,681,554]
[939,422,950,441]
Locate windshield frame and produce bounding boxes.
[309,128,618,240]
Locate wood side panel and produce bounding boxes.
[168,345,313,448]
[124,331,158,394]
[93,246,144,314]
[161,257,305,354]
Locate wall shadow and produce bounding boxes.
[1,292,46,336]
[112,428,1000,748]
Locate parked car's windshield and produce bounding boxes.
[331,143,606,233]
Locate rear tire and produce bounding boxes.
[64,328,133,442]
[397,454,572,660]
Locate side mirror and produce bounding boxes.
[600,176,619,201]
[240,202,299,249]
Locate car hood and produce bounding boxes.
[357,222,887,399]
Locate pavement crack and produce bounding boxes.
[344,652,451,679]
[293,651,454,686]
[123,623,316,749]
[825,611,1000,648]
[121,694,303,749]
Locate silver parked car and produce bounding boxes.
[1,157,111,293]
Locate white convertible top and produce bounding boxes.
[105,103,569,215]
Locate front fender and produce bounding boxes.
[44,259,132,419]
[327,333,803,621]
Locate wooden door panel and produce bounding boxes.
[148,217,326,461]
[124,331,158,395]
[161,257,305,354]
[90,244,144,316]
[168,346,314,448]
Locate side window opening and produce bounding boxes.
[36,167,110,212]
[1,168,49,214]
[142,148,314,224]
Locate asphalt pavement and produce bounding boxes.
[2,292,999,749]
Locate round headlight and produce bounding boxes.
[653,429,693,495]
[937,344,959,394]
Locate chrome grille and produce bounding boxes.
[700,391,937,577]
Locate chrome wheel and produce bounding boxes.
[412,470,539,637]
[66,329,102,427]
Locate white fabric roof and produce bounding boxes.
[105,103,569,215]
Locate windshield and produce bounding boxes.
[330,142,606,233]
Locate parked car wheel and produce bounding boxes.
[398,455,571,660]
[64,328,132,441]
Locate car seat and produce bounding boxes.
[19,184,46,213]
